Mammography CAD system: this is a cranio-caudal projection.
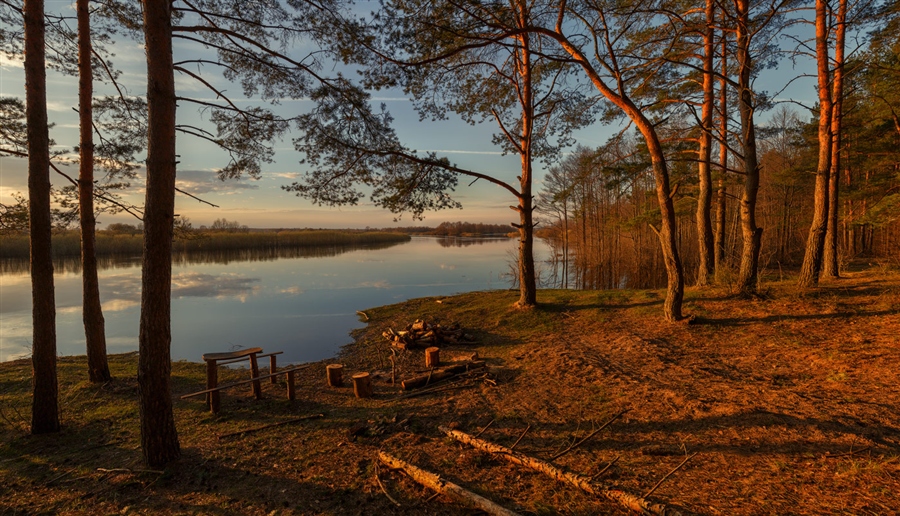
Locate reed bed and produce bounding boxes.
[0,230,410,259]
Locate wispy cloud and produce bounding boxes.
[421,149,506,156]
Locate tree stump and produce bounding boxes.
[326,364,343,387]
[352,372,372,398]
[425,346,440,368]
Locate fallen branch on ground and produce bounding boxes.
[401,361,485,390]
[439,426,681,515]
[378,451,521,516]
[550,409,628,461]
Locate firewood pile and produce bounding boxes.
[382,319,476,349]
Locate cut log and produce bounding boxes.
[438,426,681,516]
[401,361,485,390]
[326,364,343,387]
[352,372,373,398]
[425,347,440,368]
[377,451,521,516]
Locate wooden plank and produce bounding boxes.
[202,347,263,362]
[218,351,282,366]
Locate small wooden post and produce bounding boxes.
[286,369,296,401]
[425,347,440,368]
[206,359,220,414]
[326,364,343,387]
[352,372,372,398]
[249,352,262,399]
[269,355,278,384]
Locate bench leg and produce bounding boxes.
[287,369,296,401]
[206,360,220,414]
[249,353,262,400]
[270,355,277,384]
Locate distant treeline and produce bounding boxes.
[423,221,513,236]
[0,229,410,259]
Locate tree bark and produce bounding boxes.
[78,0,111,383]
[823,0,847,278]
[714,21,728,279]
[735,0,762,295]
[25,0,59,434]
[798,0,834,288]
[695,0,716,287]
[515,18,537,309]
[139,0,180,468]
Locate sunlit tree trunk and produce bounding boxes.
[514,22,537,308]
[139,0,180,468]
[798,0,834,288]
[696,0,716,287]
[715,19,728,279]
[78,0,111,383]
[735,0,762,295]
[25,0,59,434]
[823,0,847,278]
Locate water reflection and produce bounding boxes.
[435,236,514,247]
[1,237,541,364]
[0,241,406,275]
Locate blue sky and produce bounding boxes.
[0,2,822,230]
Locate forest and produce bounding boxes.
[1,0,898,504]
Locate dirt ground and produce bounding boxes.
[1,266,898,515]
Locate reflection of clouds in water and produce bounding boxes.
[171,272,260,299]
[0,313,32,361]
[439,264,457,270]
[280,286,303,295]
[105,336,138,352]
[356,259,385,263]
[359,280,390,289]
[102,299,140,312]
[100,272,261,301]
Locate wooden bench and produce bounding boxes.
[196,348,283,414]
[181,363,311,414]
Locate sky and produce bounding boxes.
[0,2,822,230]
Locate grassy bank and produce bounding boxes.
[0,229,410,259]
[1,268,899,514]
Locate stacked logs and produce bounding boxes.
[382,319,475,349]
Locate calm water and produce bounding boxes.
[0,236,549,364]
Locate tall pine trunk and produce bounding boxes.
[139,0,180,468]
[515,27,537,308]
[78,0,111,383]
[714,21,728,279]
[695,0,716,286]
[823,0,847,278]
[25,0,59,434]
[798,0,834,288]
[735,0,762,295]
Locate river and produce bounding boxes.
[0,236,552,364]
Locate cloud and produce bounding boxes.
[421,149,506,155]
[0,54,23,69]
[175,169,260,195]
[269,172,302,179]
